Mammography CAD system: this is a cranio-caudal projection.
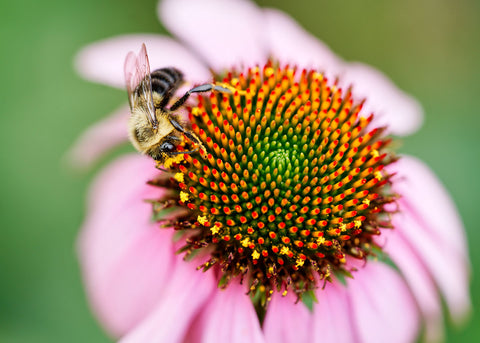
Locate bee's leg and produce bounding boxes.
[155,165,169,172]
[157,91,173,110]
[169,84,233,111]
[170,146,200,155]
[169,118,201,145]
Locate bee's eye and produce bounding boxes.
[160,142,176,152]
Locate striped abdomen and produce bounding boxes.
[150,67,184,99]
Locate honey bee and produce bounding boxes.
[124,43,233,165]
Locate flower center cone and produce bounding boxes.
[152,62,397,305]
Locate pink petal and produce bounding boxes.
[263,292,312,343]
[185,282,265,343]
[312,282,356,343]
[390,156,468,260]
[347,262,420,343]
[78,154,176,337]
[159,0,267,70]
[262,9,344,80]
[338,63,424,136]
[120,262,216,343]
[75,34,211,88]
[388,156,471,323]
[66,105,129,171]
[394,203,470,323]
[378,230,444,342]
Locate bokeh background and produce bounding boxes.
[1,0,478,341]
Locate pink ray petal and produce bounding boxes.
[75,34,211,88]
[159,0,267,71]
[338,62,424,136]
[393,204,470,323]
[263,292,313,343]
[66,105,129,171]
[390,156,469,261]
[184,282,265,343]
[78,154,177,337]
[119,261,217,343]
[347,262,420,343]
[79,155,160,290]
[388,156,471,323]
[312,281,356,343]
[377,230,444,342]
[262,8,344,80]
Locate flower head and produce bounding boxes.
[157,64,397,302]
[72,0,471,342]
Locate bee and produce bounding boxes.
[124,43,233,166]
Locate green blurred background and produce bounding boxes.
[0,0,478,341]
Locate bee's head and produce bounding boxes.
[148,135,182,162]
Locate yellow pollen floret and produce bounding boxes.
[282,290,288,296]
[312,72,323,81]
[354,220,362,229]
[252,250,260,260]
[362,198,371,206]
[339,223,348,232]
[174,172,184,183]
[280,246,290,255]
[180,191,189,203]
[295,258,305,268]
[324,268,331,279]
[316,236,326,245]
[164,154,184,169]
[191,107,202,116]
[241,238,251,247]
[371,149,379,158]
[210,225,220,235]
[264,67,275,77]
[197,215,208,225]
[374,171,383,180]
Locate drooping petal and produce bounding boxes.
[395,200,470,323]
[263,292,313,343]
[262,8,344,80]
[338,62,424,136]
[120,260,216,343]
[159,0,267,71]
[75,34,211,88]
[184,282,265,343]
[311,282,357,343]
[78,154,176,337]
[66,105,129,171]
[390,156,469,260]
[388,156,471,323]
[347,262,420,343]
[377,230,444,342]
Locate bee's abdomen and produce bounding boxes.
[150,68,184,97]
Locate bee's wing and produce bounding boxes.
[124,43,158,128]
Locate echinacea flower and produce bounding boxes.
[72,0,471,342]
